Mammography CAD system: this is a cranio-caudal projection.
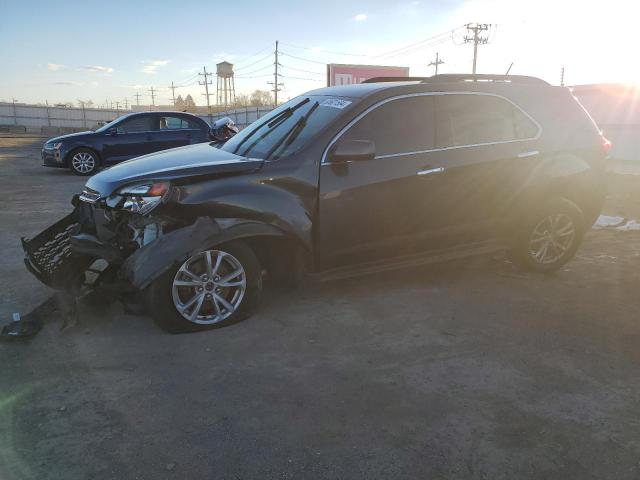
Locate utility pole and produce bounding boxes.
[268,40,283,106]
[505,62,514,75]
[428,52,444,75]
[133,92,141,106]
[199,66,213,112]
[560,67,565,87]
[149,87,156,107]
[123,98,129,110]
[168,81,177,107]
[12,98,18,125]
[464,23,490,74]
[115,101,120,112]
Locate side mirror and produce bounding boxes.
[329,139,375,163]
[210,117,239,143]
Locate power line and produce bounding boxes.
[199,66,213,112]
[149,87,156,106]
[234,53,273,72]
[281,65,324,76]
[279,52,327,65]
[464,23,491,74]
[233,63,273,77]
[279,74,324,82]
[233,45,273,67]
[280,42,367,57]
[174,72,198,85]
[373,26,465,58]
[235,73,273,79]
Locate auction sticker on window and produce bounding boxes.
[320,98,352,109]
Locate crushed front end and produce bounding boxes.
[21,181,188,301]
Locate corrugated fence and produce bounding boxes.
[0,103,275,134]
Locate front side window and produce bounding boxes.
[116,116,156,134]
[435,94,538,148]
[341,96,436,156]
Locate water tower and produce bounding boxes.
[216,61,236,108]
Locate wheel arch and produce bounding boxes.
[508,153,604,230]
[120,217,311,290]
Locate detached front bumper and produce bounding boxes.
[21,208,94,290]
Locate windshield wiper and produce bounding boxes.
[231,97,311,155]
[264,101,320,161]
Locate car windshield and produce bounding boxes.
[94,115,129,132]
[221,95,355,160]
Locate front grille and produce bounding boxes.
[22,212,94,289]
[79,187,101,204]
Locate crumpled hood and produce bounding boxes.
[46,131,94,143]
[85,142,263,196]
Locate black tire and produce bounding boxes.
[509,197,585,273]
[149,241,262,334]
[68,148,99,176]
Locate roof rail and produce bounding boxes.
[424,74,550,86]
[361,76,429,84]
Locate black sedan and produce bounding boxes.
[42,111,214,175]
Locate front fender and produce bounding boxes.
[172,174,315,252]
[120,217,289,290]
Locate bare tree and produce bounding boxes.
[233,93,250,107]
[175,95,185,110]
[184,94,196,112]
[249,90,274,107]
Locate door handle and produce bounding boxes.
[518,150,539,158]
[417,167,445,176]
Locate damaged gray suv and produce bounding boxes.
[21,75,609,333]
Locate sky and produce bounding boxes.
[1,0,637,106]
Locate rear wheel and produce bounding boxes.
[69,148,98,176]
[509,197,585,273]
[149,241,262,333]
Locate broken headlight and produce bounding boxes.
[116,181,169,215]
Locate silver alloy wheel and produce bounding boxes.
[171,250,247,325]
[71,152,96,174]
[528,213,576,265]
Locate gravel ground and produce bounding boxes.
[2,137,640,480]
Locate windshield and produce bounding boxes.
[95,114,128,132]
[221,95,355,160]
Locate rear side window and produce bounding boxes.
[160,116,199,130]
[117,116,156,133]
[435,94,538,148]
[342,96,435,156]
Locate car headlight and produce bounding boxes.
[116,181,169,215]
